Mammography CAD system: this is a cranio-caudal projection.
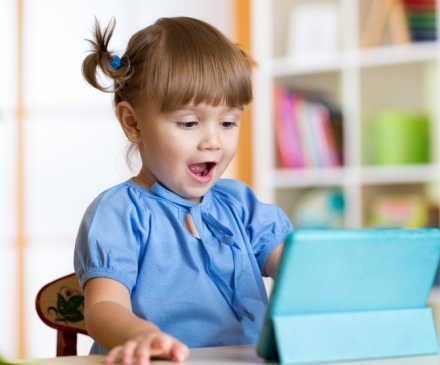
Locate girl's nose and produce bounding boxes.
[199,127,221,151]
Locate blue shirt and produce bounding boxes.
[74,178,292,354]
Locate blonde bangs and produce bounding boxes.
[142,17,253,111]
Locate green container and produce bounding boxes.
[371,111,430,165]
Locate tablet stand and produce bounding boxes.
[272,307,438,364]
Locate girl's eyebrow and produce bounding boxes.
[222,106,244,111]
[165,105,244,113]
[162,107,194,114]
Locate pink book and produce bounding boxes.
[285,91,304,168]
[273,85,291,168]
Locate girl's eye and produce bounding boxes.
[221,121,238,128]
[179,122,198,129]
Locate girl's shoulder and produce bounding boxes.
[210,179,293,236]
[210,178,259,208]
[85,178,155,217]
[212,178,252,194]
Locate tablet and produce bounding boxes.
[257,228,440,361]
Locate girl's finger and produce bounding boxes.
[171,342,190,363]
[121,340,139,365]
[105,345,123,364]
[148,337,173,358]
[133,345,151,365]
[132,336,156,365]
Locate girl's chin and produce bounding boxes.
[179,184,217,203]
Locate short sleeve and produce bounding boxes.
[213,179,293,274]
[74,185,150,293]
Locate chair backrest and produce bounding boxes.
[35,273,89,356]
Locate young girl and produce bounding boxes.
[74,16,293,365]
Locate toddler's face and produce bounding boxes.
[136,101,243,203]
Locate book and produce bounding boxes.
[389,0,412,43]
[318,104,340,166]
[273,85,291,168]
[286,92,305,168]
[295,97,313,167]
[311,103,331,167]
[407,13,437,23]
[411,29,437,40]
[361,0,396,48]
[361,0,436,46]
[329,109,344,165]
[404,0,437,41]
[273,85,343,169]
[305,101,322,167]
[404,0,436,6]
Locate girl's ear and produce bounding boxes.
[116,101,141,143]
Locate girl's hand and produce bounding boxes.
[84,278,187,364]
[104,329,190,365]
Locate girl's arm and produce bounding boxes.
[84,278,189,365]
[264,243,284,279]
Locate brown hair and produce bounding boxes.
[82,16,255,110]
[82,16,255,167]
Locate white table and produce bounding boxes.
[32,345,440,365]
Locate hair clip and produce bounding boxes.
[110,55,121,70]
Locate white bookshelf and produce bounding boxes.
[250,0,440,230]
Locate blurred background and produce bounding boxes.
[1,0,440,360]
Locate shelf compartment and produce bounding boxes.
[275,185,345,229]
[271,42,438,80]
[272,53,342,77]
[359,42,438,68]
[361,164,440,185]
[361,182,436,228]
[360,61,436,165]
[274,167,348,188]
[273,164,439,188]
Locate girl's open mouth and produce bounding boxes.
[188,162,216,177]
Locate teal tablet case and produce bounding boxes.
[257,229,440,364]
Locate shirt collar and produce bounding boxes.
[151,181,212,210]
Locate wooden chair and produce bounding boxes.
[35,273,89,356]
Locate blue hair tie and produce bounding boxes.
[110,55,121,70]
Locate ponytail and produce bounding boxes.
[81,17,132,93]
